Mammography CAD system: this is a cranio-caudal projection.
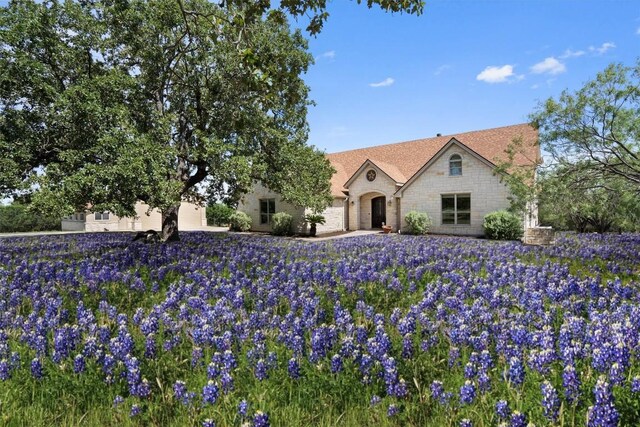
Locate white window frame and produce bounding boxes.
[259,199,276,224]
[449,154,462,176]
[94,211,110,221]
[441,194,471,225]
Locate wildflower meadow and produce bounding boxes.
[0,232,639,426]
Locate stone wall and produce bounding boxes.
[347,163,399,230]
[523,226,555,245]
[399,144,512,236]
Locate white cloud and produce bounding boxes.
[316,50,335,61]
[369,77,395,88]
[589,42,616,55]
[476,65,516,83]
[560,49,585,59]
[530,57,566,75]
[434,64,451,76]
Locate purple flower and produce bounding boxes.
[459,380,476,405]
[288,358,300,379]
[130,404,141,418]
[495,400,510,419]
[563,364,581,404]
[30,358,43,380]
[506,357,524,386]
[331,354,343,373]
[370,395,381,406]
[173,380,195,406]
[631,376,640,393]
[73,354,85,374]
[460,419,472,427]
[588,376,620,427]
[387,404,398,417]
[252,411,269,427]
[255,359,268,381]
[509,411,527,427]
[541,380,560,422]
[238,399,249,418]
[202,380,219,405]
[113,395,124,407]
[202,419,216,427]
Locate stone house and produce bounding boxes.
[61,201,207,232]
[238,123,540,236]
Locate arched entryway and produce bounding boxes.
[371,196,386,228]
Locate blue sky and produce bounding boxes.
[301,0,640,153]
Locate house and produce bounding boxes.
[61,201,207,232]
[238,123,540,236]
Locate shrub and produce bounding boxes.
[0,204,61,233]
[483,210,523,240]
[228,211,252,232]
[404,211,431,235]
[206,203,235,226]
[272,212,293,236]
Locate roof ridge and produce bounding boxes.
[326,122,531,156]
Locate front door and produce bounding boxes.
[371,196,386,228]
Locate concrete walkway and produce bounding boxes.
[295,229,385,242]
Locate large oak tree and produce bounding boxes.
[0,0,425,240]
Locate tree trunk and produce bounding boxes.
[161,203,180,242]
[309,223,317,237]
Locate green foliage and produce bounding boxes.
[532,60,640,187]
[483,210,523,240]
[206,203,235,226]
[228,211,252,232]
[404,211,431,235]
[0,0,340,240]
[538,166,640,232]
[0,203,61,233]
[272,212,293,236]
[303,213,325,225]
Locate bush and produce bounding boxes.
[0,204,61,233]
[206,203,235,226]
[404,211,431,235]
[272,212,293,236]
[483,210,523,240]
[228,211,252,232]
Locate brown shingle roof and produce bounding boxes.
[326,123,539,196]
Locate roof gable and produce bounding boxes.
[344,159,405,188]
[395,138,497,196]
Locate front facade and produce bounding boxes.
[239,123,540,236]
[61,201,207,232]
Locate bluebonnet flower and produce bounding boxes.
[173,380,195,406]
[464,362,477,379]
[113,395,124,407]
[130,404,141,418]
[207,362,221,379]
[587,376,620,427]
[459,419,472,427]
[0,359,11,380]
[541,380,560,422]
[608,362,624,385]
[370,395,381,406]
[73,354,85,374]
[331,354,343,373]
[509,411,527,427]
[507,356,524,386]
[202,419,216,427]
[30,357,43,380]
[255,359,268,381]
[563,364,581,403]
[288,358,300,379]
[238,399,249,418]
[252,411,269,427]
[631,376,640,393]
[220,370,234,393]
[202,380,219,405]
[459,380,476,405]
[495,400,510,420]
[387,404,398,417]
[478,371,491,392]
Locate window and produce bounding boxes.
[441,194,471,225]
[95,211,110,221]
[259,199,275,224]
[449,154,462,176]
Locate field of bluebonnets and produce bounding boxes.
[0,231,639,426]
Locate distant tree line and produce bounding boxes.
[0,203,61,233]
